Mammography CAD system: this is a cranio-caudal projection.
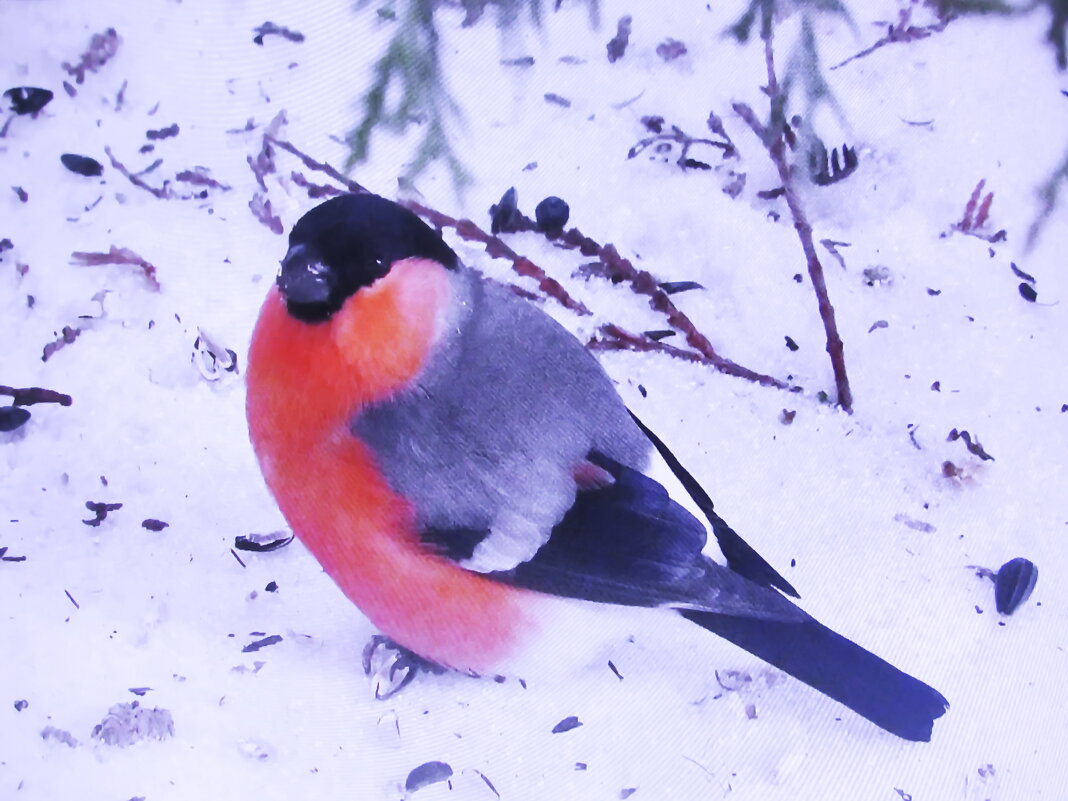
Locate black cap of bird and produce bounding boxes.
[246,192,948,741]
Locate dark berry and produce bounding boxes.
[535,196,569,232]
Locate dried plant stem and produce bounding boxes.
[401,200,592,316]
[831,9,953,71]
[0,385,73,406]
[256,132,790,391]
[589,325,790,388]
[105,146,172,199]
[734,17,853,412]
[582,243,787,388]
[267,136,368,195]
[476,203,788,388]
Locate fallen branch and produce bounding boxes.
[249,134,790,391]
[949,178,1006,242]
[414,192,790,389]
[71,245,161,291]
[628,115,736,169]
[832,8,953,71]
[42,326,81,362]
[105,146,171,199]
[247,112,287,190]
[252,21,305,46]
[62,28,121,84]
[267,135,368,194]
[733,11,853,412]
[402,200,591,316]
[175,168,230,191]
[0,385,73,406]
[948,428,995,461]
[589,325,791,388]
[499,207,787,386]
[249,193,283,234]
[820,239,851,271]
[290,171,346,199]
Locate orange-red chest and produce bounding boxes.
[245,261,528,671]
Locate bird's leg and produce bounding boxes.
[361,634,447,699]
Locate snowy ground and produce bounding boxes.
[2,1,1067,799]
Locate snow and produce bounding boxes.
[2,0,1066,799]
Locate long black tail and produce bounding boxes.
[681,609,949,741]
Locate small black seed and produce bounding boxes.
[0,406,31,432]
[994,557,1038,615]
[659,280,703,295]
[489,187,520,234]
[1009,262,1036,283]
[61,153,103,177]
[405,761,453,792]
[234,533,294,552]
[5,86,53,115]
[242,634,282,652]
[552,715,582,733]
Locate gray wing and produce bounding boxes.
[353,267,649,572]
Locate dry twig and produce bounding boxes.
[62,28,121,84]
[71,245,161,291]
[589,324,790,388]
[416,197,788,388]
[628,116,736,169]
[402,200,591,315]
[248,132,788,391]
[733,11,853,411]
[0,385,73,406]
[832,8,953,70]
[42,326,81,362]
[950,179,1005,242]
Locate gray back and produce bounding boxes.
[352,267,649,571]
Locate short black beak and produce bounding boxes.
[277,244,334,305]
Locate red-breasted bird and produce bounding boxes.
[246,193,948,741]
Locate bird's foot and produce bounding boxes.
[361,634,446,700]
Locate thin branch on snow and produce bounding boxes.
[408,199,791,389]
[41,326,81,363]
[831,8,954,71]
[105,146,172,199]
[248,131,791,391]
[62,28,121,85]
[106,147,228,202]
[0,385,73,406]
[627,115,737,169]
[949,178,1006,242]
[267,136,369,195]
[402,200,592,316]
[71,245,161,291]
[589,325,792,388]
[733,11,854,412]
[290,171,347,199]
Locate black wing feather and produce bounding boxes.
[419,450,948,740]
[628,411,800,598]
[421,452,803,619]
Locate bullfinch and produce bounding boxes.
[245,193,948,741]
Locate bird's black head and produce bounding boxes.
[277,193,459,323]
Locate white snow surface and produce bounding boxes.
[2,1,1067,799]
